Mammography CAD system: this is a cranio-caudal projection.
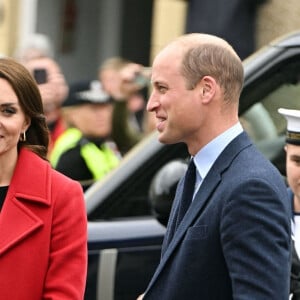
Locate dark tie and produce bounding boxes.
[176,158,196,227]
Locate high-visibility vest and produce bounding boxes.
[50,128,120,181]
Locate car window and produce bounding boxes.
[240,59,300,175]
[261,84,300,134]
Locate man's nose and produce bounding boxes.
[146,91,159,112]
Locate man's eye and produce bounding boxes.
[158,86,167,93]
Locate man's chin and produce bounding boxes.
[158,133,168,144]
[158,133,176,145]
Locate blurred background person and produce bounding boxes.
[15,33,69,155]
[15,33,54,62]
[278,108,300,300]
[50,80,121,191]
[99,57,155,154]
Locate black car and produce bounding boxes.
[85,31,300,300]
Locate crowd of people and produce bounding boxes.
[13,34,155,192]
[0,29,299,299]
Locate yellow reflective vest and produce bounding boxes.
[50,128,120,181]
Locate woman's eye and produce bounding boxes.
[2,107,16,115]
[291,158,300,165]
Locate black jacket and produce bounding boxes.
[185,0,266,59]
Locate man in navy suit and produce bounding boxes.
[137,33,291,299]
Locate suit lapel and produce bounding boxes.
[161,180,184,254]
[148,167,222,290]
[146,132,252,292]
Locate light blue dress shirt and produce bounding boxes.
[192,122,244,199]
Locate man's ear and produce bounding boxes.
[198,75,217,104]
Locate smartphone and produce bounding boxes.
[133,73,149,88]
[33,68,47,84]
[133,67,151,88]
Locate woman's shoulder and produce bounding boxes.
[50,166,82,189]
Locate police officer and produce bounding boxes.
[51,80,121,191]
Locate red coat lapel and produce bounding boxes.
[0,148,51,255]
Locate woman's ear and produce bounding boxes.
[23,117,31,132]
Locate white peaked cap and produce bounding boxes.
[278,108,300,145]
[278,108,300,132]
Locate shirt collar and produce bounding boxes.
[193,122,243,181]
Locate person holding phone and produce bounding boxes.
[23,57,68,155]
[15,34,69,156]
[99,57,155,154]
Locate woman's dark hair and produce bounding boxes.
[0,58,49,159]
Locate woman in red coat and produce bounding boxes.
[0,58,87,299]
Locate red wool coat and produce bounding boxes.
[0,148,87,299]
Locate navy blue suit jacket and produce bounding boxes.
[144,132,291,299]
